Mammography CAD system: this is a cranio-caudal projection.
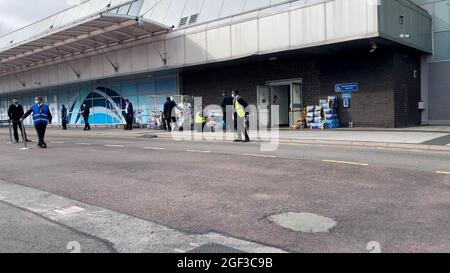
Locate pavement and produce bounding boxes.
[0,129,449,253]
[1,125,450,152]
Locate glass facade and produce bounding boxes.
[411,0,450,61]
[0,76,178,126]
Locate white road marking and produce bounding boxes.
[437,171,450,175]
[186,150,211,153]
[0,180,286,253]
[53,206,86,215]
[322,160,369,166]
[243,153,277,158]
[51,141,65,144]
[174,249,186,253]
[142,147,166,150]
[75,143,93,146]
[447,144,450,146]
[105,145,125,148]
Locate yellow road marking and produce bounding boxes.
[322,160,369,166]
[437,171,450,175]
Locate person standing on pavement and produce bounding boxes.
[124,99,134,130]
[8,97,30,143]
[232,90,250,143]
[61,105,68,130]
[163,97,177,132]
[221,91,234,132]
[80,103,91,131]
[21,97,52,148]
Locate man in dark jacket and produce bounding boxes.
[124,99,134,130]
[21,97,52,148]
[8,97,30,143]
[163,97,177,132]
[61,105,68,130]
[80,103,91,131]
[221,91,234,132]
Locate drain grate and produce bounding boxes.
[187,243,245,253]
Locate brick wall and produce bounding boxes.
[181,45,421,128]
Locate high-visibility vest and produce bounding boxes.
[32,104,49,125]
[234,96,246,118]
[195,112,206,124]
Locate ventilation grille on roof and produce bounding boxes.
[188,14,199,25]
[179,16,188,28]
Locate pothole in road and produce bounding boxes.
[268,212,336,233]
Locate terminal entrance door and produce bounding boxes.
[257,79,302,129]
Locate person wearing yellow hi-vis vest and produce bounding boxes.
[194,109,207,132]
[231,90,250,143]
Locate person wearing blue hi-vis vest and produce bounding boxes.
[21,96,52,149]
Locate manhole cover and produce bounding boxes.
[268,212,336,233]
[187,243,245,253]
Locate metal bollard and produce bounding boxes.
[19,120,30,150]
[7,120,13,144]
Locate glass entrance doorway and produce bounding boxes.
[257,79,302,128]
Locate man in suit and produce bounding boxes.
[80,103,91,131]
[8,97,30,143]
[221,91,234,132]
[163,97,177,132]
[61,105,68,130]
[124,99,134,130]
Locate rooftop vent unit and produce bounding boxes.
[188,14,199,25]
[179,16,188,28]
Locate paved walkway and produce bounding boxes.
[1,126,449,151]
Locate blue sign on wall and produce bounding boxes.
[335,83,359,93]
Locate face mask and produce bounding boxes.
[35,100,39,104]
[13,101,18,104]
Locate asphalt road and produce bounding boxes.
[0,133,450,253]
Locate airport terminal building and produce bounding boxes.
[0,0,445,128]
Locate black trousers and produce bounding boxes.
[165,117,175,132]
[62,118,67,130]
[83,117,91,130]
[35,123,47,145]
[12,121,27,142]
[125,115,133,130]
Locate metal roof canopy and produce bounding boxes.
[0,13,171,75]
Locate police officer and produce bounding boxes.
[232,90,250,143]
[21,97,52,148]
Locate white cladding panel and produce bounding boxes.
[90,55,104,78]
[258,12,290,53]
[49,65,58,85]
[103,52,118,76]
[116,48,132,74]
[290,3,326,46]
[79,58,91,80]
[148,41,166,69]
[326,0,369,41]
[206,26,232,60]
[166,37,186,66]
[231,20,258,56]
[131,45,149,72]
[185,32,207,64]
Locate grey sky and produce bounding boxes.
[0,0,76,37]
